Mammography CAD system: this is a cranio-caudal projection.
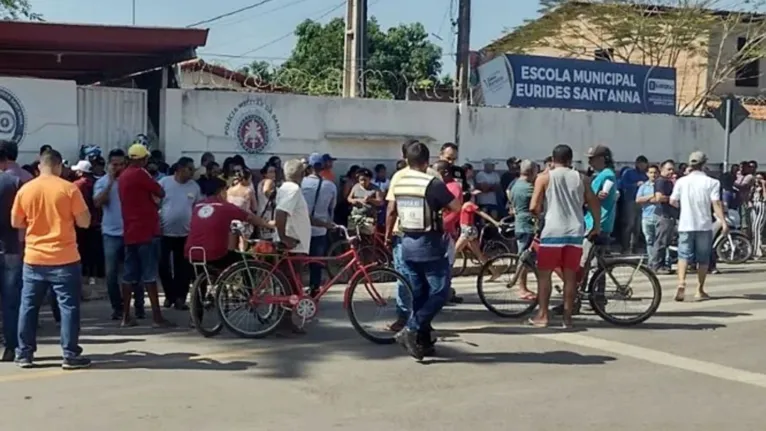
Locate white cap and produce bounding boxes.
[72,160,92,173]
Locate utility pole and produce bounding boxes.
[454,0,471,145]
[132,0,136,25]
[455,0,471,104]
[342,0,367,97]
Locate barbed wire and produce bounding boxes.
[178,59,459,101]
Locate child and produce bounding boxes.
[456,201,502,281]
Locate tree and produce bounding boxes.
[238,60,276,87]
[497,0,766,113]
[1,0,42,20]
[261,17,445,99]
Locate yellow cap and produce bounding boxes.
[128,143,150,159]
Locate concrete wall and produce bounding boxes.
[163,90,456,174]
[0,77,79,162]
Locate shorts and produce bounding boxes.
[123,237,160,284]
[460,225,478,241]
[537,245,583,272]
[516,232,534,253]
[677,230,713,265]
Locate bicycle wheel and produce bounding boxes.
[215,260,290,339]
[483,240,511,259]
[715,232,753,264]
[358,244,390,266]
[476,253,538,318]
[588,259,662,326]
[189,269,223,337]
[347,265,414,344]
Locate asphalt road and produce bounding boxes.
[1,263,765,431]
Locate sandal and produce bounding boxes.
[518,291,537,301]
[152,319,176,329]
[694,292,711,301]
[674,286,686,302]
[526,317,548,328]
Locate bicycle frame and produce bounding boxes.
[247,231,388,310]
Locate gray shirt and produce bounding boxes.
[301,174,337,237]
[159,176,201,237]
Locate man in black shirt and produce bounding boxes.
[652,160,678,273]
[0,144,21,361]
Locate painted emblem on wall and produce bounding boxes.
[224,98,281,154]
[0,87,26,145]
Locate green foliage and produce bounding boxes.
[243,17,444,99]
[0,0,42,20]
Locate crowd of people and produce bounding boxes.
[0,131,753,366]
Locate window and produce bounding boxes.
[736,36,759,88]
[594,48,614,62]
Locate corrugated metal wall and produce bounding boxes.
[77,86,147,152]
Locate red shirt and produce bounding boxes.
[74,175,99,228]
[184,197,250,262]
[443,180,463,237]
[118,165,162,245]
[460,202,479,226]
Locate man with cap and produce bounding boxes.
[669,151,726,301]
[301,153,337,296]
[584,145,618,244]
[117,143,172,328]
[72,160,101,287]
[319,153,337,182]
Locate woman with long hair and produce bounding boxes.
[256,164,278,240]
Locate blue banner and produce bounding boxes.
[477,54,676,115]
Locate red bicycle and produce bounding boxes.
[215,225,414,344]
[326,227,391,282]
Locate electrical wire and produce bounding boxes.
[186,0,280,28]
[208,0,314,29]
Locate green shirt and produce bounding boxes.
[510,178,534,234]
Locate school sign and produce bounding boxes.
[477,54,676,115]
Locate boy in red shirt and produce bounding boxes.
[456,201,502,280]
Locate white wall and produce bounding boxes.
[459,105,766,168]
[0,77,79,163]
[165,90,456,173]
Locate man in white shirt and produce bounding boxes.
[475,159,502,218]
[274,159,311,255]
[670,151,727,302]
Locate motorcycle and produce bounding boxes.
[668,210,753,265]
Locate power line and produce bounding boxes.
[236,0,346,57]
[186,0,280,28]
[208,0,313,29]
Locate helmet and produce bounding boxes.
[133,134,150,148]
[81,145,102,161]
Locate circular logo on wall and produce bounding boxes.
[0,87,26,145]
[223,98,281,154]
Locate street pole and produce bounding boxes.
[132,0,136,25]
[724,97,732,171]
[454,0,471,145]
[341,0,366,97]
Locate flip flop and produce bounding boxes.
[152,319,176,329]
[694,292,711,301]
[518,291,537,301]
[120,319,138,328]
[526,318,548,328]
[674,287,686,302]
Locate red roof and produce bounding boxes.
[179,58,292,93]
[0,21,208,84]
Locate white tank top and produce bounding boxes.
[540,167,585,247]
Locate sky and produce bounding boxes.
[29,0,541,74]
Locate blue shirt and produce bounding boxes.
[584,168,617,233]
[93,176,124,236]
[400,180,456,262]
[301,174,337,237]
[620,168,648,201]
[637,181,657,219]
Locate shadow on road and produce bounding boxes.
[419,347,617,366]
[90,350,257,371]
[655,310,751,318]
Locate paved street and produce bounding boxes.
[1,263,765,430]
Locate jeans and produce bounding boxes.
[124,238,160,285]
[103,235,144,314]
[159,236,192,304]
[621,201,642,252]
[641,216,657,262]
[17,262,83,360]
[652,216,676,270]
[0,253,22,350]
[392,237,410,319]
[678,230,713,265]
[76,227,104,278]
[308,234,328,291]
[399,257,450,332]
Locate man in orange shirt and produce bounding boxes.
[11,150,92,370]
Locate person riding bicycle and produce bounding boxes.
[184,177,275,272]
[348,167,383,236]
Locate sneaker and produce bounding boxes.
[173,300,189,311]
[1,348,15,362]
[15,357,33,369]
[163,298,172,308]
[88,277,96,285]
[135,308,146,320]
[62,356,91,370]
[395,328,424,360]
[110,311,122,321]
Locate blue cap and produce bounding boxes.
[322,153,337,162]
[308,152,324,167]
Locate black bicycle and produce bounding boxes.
[476,238,662,326]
